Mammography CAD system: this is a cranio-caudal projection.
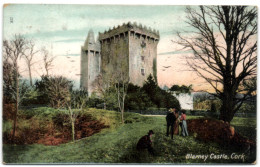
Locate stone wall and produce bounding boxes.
[100,32,129,81]
[80,30,101,95]
[80,47,88,90]
[99,22,159,86]
[81,23,160,95]
[129,31,159,86]
[87,51,100,95]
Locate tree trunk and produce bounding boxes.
[219,88,235,123]
[121,109,124,124]
[46,67,49,76]
[28,65,32,86]
[71,119,75,142]
[12,63,19,141]
[69,108,75,142]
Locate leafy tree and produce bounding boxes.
[169,84,193,94]
[3,61,16,104]
[35,75,73,108]
[177,6,257,122]
[142,74,180,110]
[125,83,155,110]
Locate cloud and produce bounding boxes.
[55,38,84,43]
[158,50,192,55]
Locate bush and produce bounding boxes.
[125,83,155,110]
[35,75,73,108]
[87,94,104,108]
[21,87,39,106]
[142,75,180,110]
[3,120,13,134]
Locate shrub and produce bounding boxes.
[125,83,155,110]
[21,87,39,106]
[142,75,180,110]
[35,75,73,108]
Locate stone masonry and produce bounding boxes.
[80,22,160,95]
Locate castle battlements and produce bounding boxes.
[81,23,159,96]
[99,22,160,42]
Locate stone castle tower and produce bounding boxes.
[81,22,160,95]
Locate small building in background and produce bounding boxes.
[171,92,194,110]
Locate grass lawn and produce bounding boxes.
[2,108,256,164]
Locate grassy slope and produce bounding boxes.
[3,108,256,164]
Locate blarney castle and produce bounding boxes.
[80,22,160,95]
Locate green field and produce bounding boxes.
[2,108,256,164]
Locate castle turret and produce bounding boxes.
[80,29,101,95]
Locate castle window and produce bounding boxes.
[141,68,145,76]
[141,56,145,61]
[141,41,146,48]
[136,33,141,39]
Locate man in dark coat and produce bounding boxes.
[166,108,177,139]
[136,130,154,155]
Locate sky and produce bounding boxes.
[2,4,225,91]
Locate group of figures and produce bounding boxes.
[136,108,189,155]
[166,108,189,139]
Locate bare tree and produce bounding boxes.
[113,68,129,124]
[176,6,257,122]
[41,47,55,76]
[22,40,39,86]
[3,34,28,139]
[65,90,88,142]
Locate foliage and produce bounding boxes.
[87,93,104,108]
[3,34,29,139]
[210,103,217,113]
[35,75,73,108]
[238,102,256,114]
[125,83,155,110]
[241,77,257,95]
[103,87,118,110]
[209,103,218,119]
[3,120,13,134]
[142,75,180,110]
[169,84,193,94]
[3,60,16,103]
[194,99,221,111]
[21,87,39,106]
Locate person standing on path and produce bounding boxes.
[173,109,180,135]
[180,110,189,136]
[166,108,176,139]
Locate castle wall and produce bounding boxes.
[99,22,159,87]
[80,47,88,90]
[129,32,159,86]
[80,30,101,96]
[81,23,159,95]
[87,51,100,95]
[100,32,129,81]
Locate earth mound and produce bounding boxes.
[187,118,255,151]
[4,114,109,145]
